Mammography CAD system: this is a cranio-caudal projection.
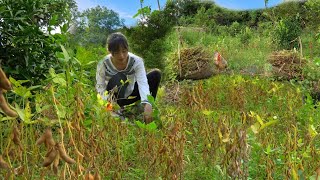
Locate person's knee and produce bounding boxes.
[149,68,162,82]
[107,72,127,90]
[113,73,127,83]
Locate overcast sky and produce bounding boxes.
[75,0,285,26]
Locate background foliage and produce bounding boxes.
[1,0,320,179]
[70,6,125,47]
[0,0,76,85]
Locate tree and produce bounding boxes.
[71,6,124,47]
[125,2,177,69]
[0,0,76,84]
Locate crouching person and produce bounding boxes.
[96,32,161,123]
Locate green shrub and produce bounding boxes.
[75,46,105,85]
[193,6,217,31]
[0,0,73,85]
[257,21,273,36]
[302,59,320,84]
[239,27,252,45]
[272,16,302,50]
[215,25,230,36]
[229,21,242,37]
[76,46,105,65]
[304,0,320,28]
[317,26,320,42]
[125,7,175,70]
[144,38,167,70]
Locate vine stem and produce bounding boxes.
[50,86,64,147]
[51,86,77,178]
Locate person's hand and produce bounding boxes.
[143,103,153,124]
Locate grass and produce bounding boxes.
[0,74,319,179]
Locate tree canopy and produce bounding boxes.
[70,6,124,47]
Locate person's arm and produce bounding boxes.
[96,60,108,100]
[135,59,153,123]
[135,59,151,104]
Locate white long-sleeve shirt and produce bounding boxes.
[96,52,151,104]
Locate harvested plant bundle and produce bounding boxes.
[268,50,306,80]
[177,46,214,80]
[165,46,228,81]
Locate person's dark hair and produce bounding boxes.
[107,32,129,53]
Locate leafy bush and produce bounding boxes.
[193,6,216,31]
[303,61,320,83]
[257,21,273,36]
[0,0,73,85]
[272,16,302,50]
[303,0,320,28]
[229,21,242,37]
[76,46,105,65]
[317,26,320,42]
[239,27,252,45]
[125,6,176,71]
[75,46,106,84]
[215,25,230,36]
[143,39,167,70]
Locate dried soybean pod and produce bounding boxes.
[45,147,54,157]
[84,173,94,180]
[44,128,55,147]
[94,171,101,180]
[12,126,21,144]
[45,136,55,147]
[53,155,60,175]
[36,128,55,147]
[12,126,23,150]
[42,148,58,167]
[0,67,12,90]
[0,155,10,169]
[0,91,17,117]
[56,143,76,164]
[316,167,320,180]
[35,133,46,145]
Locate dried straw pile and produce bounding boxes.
[177,46,215,80]
[268,50,306,80]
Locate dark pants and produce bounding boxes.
[106,69,161,107]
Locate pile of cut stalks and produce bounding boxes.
[268,50,306,80]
